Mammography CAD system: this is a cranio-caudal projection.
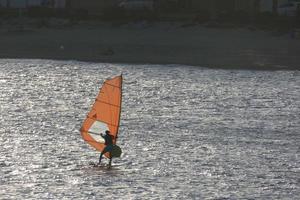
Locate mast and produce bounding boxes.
[116,74,123,137]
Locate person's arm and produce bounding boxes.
[100,133,106,139]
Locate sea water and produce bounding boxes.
[0,59,299,199]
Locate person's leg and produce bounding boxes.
[108,158,112,168]
[98,152,103,164]
[108,153,112,168]
[99,146,109,165]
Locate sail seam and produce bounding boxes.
[105,82,121,89]
[96,99,120,108]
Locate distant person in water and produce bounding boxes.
[99,130,114,167]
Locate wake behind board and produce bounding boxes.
[88,162,123,171]
[88,161,111,168]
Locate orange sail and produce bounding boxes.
[80,75,122,158]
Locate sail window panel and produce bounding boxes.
[82,131,105,152]
[89,132,105,143]
[89,120,109,135]
[81,118,106,151]
[87,104,120,132]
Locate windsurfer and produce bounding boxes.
[98,130,114,167]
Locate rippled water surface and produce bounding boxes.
[0,59,299,199]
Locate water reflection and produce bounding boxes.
[0,59,299,199]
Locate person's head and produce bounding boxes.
[105,130,111,135]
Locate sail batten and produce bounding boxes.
[95,99,121,108]
[85,117,120,128]
[80,75,123,158]
[105,82,122,88]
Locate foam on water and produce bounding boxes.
[0,59,299,199]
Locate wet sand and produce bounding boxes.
[0,21,299,70]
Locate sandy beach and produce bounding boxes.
[0,20,299,70]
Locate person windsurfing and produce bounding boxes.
[99,130,114,167]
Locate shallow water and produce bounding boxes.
[0,59,299,199]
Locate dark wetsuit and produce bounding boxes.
[102,133,113,153]
[99,133,114,165]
